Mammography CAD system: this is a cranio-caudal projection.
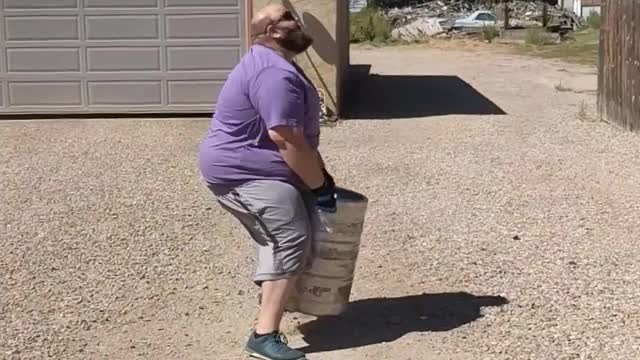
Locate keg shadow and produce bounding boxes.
[296,292,508,353]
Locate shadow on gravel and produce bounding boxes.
[342,64,507,119]
[296,292,508,353]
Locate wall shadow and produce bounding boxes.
[281,0,337,66]
[302,12,337,66]
[342,64,507,120]
[296,292,508,354]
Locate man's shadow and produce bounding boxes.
[296,292,508,353]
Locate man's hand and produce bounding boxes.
[312,174,336,212]
[322,168,335,189]
[268,126,337,211]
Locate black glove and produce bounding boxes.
[312,169,336,212]
[322,168,335,189]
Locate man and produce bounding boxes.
[197,4,335,360]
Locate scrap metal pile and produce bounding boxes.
[384,0,584,41]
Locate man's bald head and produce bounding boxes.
[250,4,313,57]
[251,4,288,37]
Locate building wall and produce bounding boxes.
[581,0,601,6]
[560,0,575,12]
[567,0,602,17]
[582,5,601,17]
[252,0,349,118]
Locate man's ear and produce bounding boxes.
[266,25,283,39]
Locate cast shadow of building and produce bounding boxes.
[342,64,507,120]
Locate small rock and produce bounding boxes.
[513,235,521,240]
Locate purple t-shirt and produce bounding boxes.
[198,44,321,188]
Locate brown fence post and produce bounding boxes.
[598,0,640,132]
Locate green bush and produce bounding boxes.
[525,28,556,46]
[586,12,601,30]
[350,8,392,43]
[482,26,500,42]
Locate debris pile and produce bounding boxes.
[392,17,446,40]
[384,0,584,41]
[495,1,583,26]
[385,1,476,28]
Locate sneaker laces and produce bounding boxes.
[274,332,289,346]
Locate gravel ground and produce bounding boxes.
[2,45,640,360]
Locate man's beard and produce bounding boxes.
[275,29,314,54]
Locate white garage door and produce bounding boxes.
[0,0,245,114]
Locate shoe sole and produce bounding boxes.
[247,350,306,360]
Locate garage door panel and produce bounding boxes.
[166,15,239,39]
[168,80,222,105]
[0,1,244,114]
[4,0,78,9]
[164,0,239,7]
[166,72,231,81]
[2,39,239,47]
[3,72,230,81]
[5,16,79,41]
[9,82,82,106]
[88,81,162,105]
[7,48,80,72]
[85,0,159,8]
[88,47,161,72]
[167,46,239,71]
[86,15,159,40]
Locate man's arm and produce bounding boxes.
[268,126,324,190]
[252,68,331,192]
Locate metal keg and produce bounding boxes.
[285,187,368,316]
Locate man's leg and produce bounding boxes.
[256,278,296,334]
[249,180,311,335]
[210,180,311,359]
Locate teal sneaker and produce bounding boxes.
[246,331,306,360]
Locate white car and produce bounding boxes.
[452,10,498,29]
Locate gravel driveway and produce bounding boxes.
[2,45,640,360]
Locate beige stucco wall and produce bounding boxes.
[252,0,349,118]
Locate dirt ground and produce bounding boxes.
[2,44,640,360]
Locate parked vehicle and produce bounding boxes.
[452,10,498,30]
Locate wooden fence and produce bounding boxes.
[598,0,640,132]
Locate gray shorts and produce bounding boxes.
[209,180,316,285]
